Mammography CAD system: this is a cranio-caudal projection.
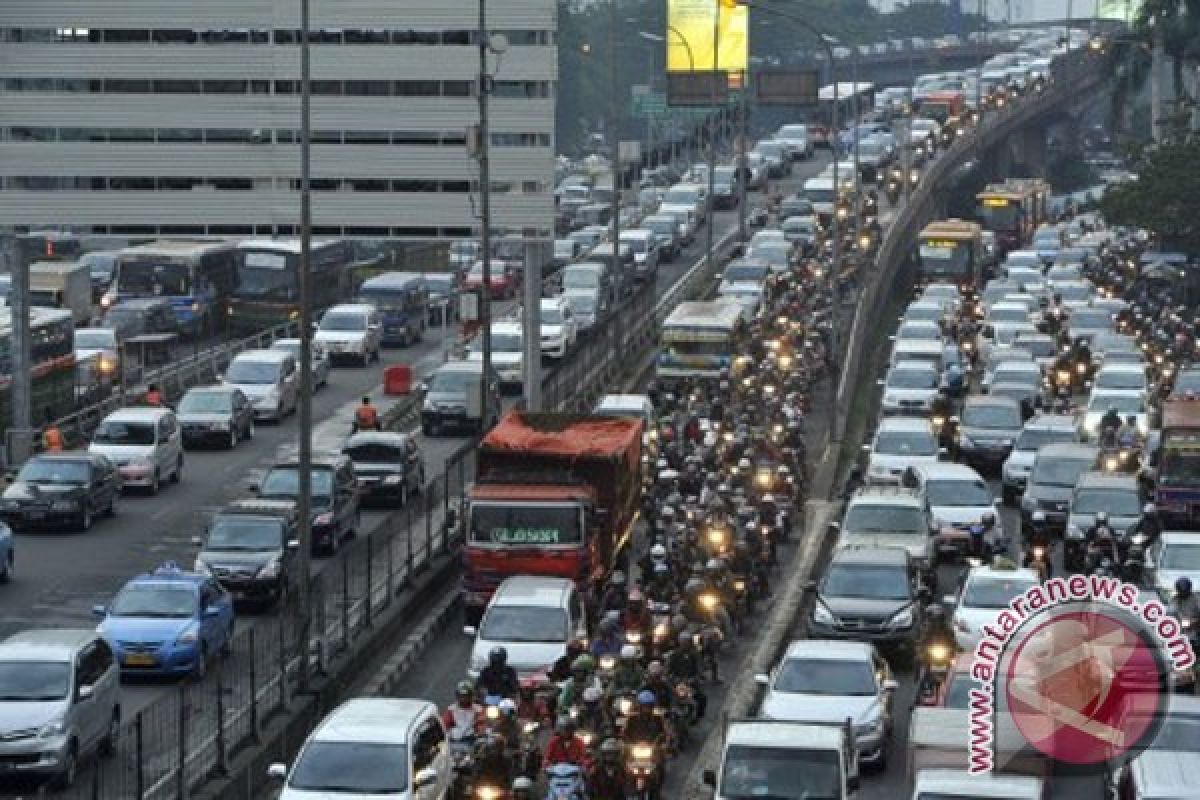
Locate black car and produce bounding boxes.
[194,498,300,605]
[102,297,178,340]
[1,453,121,531]
[177,386,256,449]
[342,431,426,508]
[254,456,359,556]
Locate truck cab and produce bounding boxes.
[704,719,859,800]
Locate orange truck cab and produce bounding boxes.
[462,411,643,621]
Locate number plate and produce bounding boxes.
[123,653,155,667]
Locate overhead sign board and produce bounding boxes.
[754,69,819,106]
[667,71,730,107]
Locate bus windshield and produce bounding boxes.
[358,288,413,311]
[979,202,1021,230]
[920,241,971,275]
[1160,446,1200,488]
[118,258,191,296]
[236,252,295,299]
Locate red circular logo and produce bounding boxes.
[1001,607,1166,767]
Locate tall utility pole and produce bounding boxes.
[705,4,720,271]
[736,66,749,245]
[609,0,622,300]
[8,236,30,464]
[296,0,314,693]
[851,52,861,250]
[976,0,985,113]
[477,0,494,419]
[522,237,543,410]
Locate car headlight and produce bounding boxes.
[314,511,334,526]
[812,604,836,625]
[889,607,914,629]
[177,627,200,645]
[211,420,230,431]
[383,474,405,485]
[258,559,282,579]
[194,560,212,576]
[38,718,66,738]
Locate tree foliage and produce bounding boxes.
[1101,139,1200,251]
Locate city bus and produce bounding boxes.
[657,301,746,385]
[0,307,76,431]
[976,179,1049,256]
[104,240,237,337]
[916,220,985,292]
[228,238,356,333]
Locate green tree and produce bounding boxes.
[1101,138,1200,251]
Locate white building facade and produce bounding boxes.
[0,0,556,240]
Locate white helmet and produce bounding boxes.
[620,644,639,660]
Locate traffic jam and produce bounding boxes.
[0,27,1191,800]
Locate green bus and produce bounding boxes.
[0,307,77,431]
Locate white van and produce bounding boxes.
[89,406,184,493]
[269,698,450,799]
[222,349,299,421]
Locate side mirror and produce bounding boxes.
[463,625,477,636]
[883,679,899,692]
[804,579,818,593]
[941,594,957,607]
[190,536,203,547]
[703,769,717,787]
[203,605,222,618]
[754,673,769,686]
[92,604,107,618]
[286,539,300,550]
[875,379,885,386]
[938,447,949,456]
[860,444,871,453]
[77,684,94,701]
[413,767,438,790]
[267,763,288,782]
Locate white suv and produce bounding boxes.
[314,303,382,366]
[464,575,588,679]
[539,296,578,360]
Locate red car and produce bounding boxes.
[462,259,518,300]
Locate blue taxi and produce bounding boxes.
[94,562,235,678]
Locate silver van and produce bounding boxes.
[0,629,121,786]
[88,406,184,494]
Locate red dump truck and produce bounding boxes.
[461,411,643,621]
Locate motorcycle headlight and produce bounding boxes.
[928,643,950,663]
[631,744,655,761]
[889,607,914,629]
[699,593,719,611]
[812,603,835,625]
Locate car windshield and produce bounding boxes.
[1159,543,1200,571]
[993,367,1040,386]
[1072,310,1112,330]
[844,504,927,534]
[1016,427,1074,451]
[109,585,197,618]
[1072,488,1141,516]
[926,478,993,507]
[663,188,701,204]
[875,431,937,456]
[822,564,911,600]
[1096,370,1145,390]
[1031,456,1094,488]
[565,293,596,312]
[225,360,279,385]
[74,330,116,349]
[470,504,583,546]
[540,307,564,325]
[93,420,155,446]
[472,333,520,353]
[207,516,283,551]
[261,468,333,501]
[943,675,973,709]
[320,312,366,332]
[719,745,840,800]
[344,442,405,463]
[906,306,942,322]
[480,606,568,643]
[0,661,71,701]
[963,576,1038,609]
[1174,371,1200,394]
[563,269,600,290]
[17,458,90,484]
[989,307,1028,323]
[888,367,937,389]
[1088,394,1143,414]
[748,245,789,264]
[289,741,409,793]
[118,258,190,295]
[898,325,940,341]
[179,391,232,414]
[429,370,477,393]
[724,266,769,283]
[774,658,877,695]
[1016,338,1056,358]
[963,404,1020,429]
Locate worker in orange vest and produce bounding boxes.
[42,409,64,452]
[353,396,381,433]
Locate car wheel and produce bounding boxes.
[421,422,433,436]
[1001,486,1016,506]
[78,504,92,532]
[327,531,340,556]
[246,420,255,441]
[99,709,120,757]
[228,427,238,450]
[150,470,160,495]
[0,551,12,583]
[56,741,78,788]
[172,455,183,483]
[400,483,409,508]
[107,491,119,517]
[221,624,234,657]
[194,643,208,680]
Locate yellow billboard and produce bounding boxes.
[666,0,748,73]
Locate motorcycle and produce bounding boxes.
[448,730,478,800]
[626,742,662,799]
[543,763,587,800]
[1025,543,1051,582]
[917,640,953,705]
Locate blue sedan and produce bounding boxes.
[94,562,235,678]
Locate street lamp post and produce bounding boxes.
[296,0,315,693]
[477,0,494,423]
[705,3,720,273]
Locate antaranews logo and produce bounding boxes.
[967,574,1195,775]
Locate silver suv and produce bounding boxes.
[0,629,121,786]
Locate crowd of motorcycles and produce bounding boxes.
[438,221,837,800]
[908,219,1200,701]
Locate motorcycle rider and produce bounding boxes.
[1174,577,1200,628]
[442,680,483,739]
[587,738,628,800]
[511,776,536,800]
[1099,406,1122,447]
[916,604,956,699]
[665,631,708,718]
[1085,511,1118,572]
[544,715,591,771]
[558,655,599,712]
[549,638,588,683]
[1117,414,1141,449]
[623,691,668,785]
[476,647,519,699]
[622,589,652,638]
[612,644,646,692]
[641,660,674,709]
[577,686,613,737]
[1022,511,1054,579]
[1137,502,1162,546]
[473,732,515,792]
[969,512,996,559]
[590,615,624,660]
[600,571,627,614]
